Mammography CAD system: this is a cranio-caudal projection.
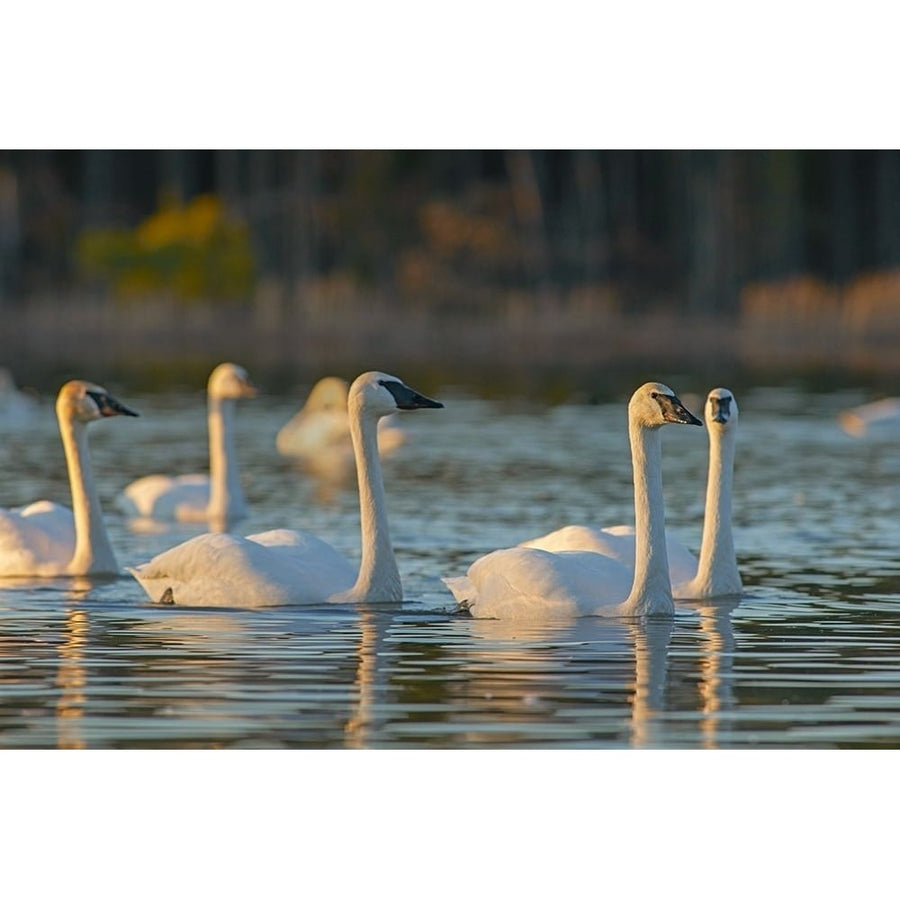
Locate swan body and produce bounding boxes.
[130,372,443,607]
[519,523,699,586]
[0,368,39,426]
[276,376,405,461]
[838,397,900,437]
[116,363,256,524]
[522,388,742,600]
[445,383,702,619]
[0,381,138,577]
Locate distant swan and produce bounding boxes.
[116,363,256,524]
[443,383,702,619]
[0,381,138,577]
[0,367,39,426]
[521,388,742,599]
[129,372,443,607]
[839,397,900,437]
[276,375,405,462]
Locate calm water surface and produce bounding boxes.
[2,382,900,749]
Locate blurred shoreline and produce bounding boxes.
[2,285,900,396]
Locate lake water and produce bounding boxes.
[3,378,900,749]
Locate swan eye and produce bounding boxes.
[650,391,658,399]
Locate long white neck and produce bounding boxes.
[694,427,741,595]
[207,394,245,520]
[59,417,117,575]
[624,421,674,616]
[348,408,401,603]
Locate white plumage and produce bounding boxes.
[522,387,742,599]
[0,380,138,577]
[839,397,900,437]
[130,372,443,607]
[116,362,256,525]
[0,368,40,427]
[444,383,702,619]
[276,375,405,463]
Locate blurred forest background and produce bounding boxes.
[1,149,900,391]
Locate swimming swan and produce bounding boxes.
[129,372,443,607]
[275,375,405,462]
[0,380,138,577]
[0,367,40,427]
[444,383,702,619]
[116,363,256,524]
[521,388,742,599]
[838,397,900,437]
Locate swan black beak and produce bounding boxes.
[88,390,139,418]
[381,380,444,410]
[709,395,731,424]
[662,394,702,426]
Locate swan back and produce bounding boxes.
[306,376,350,411]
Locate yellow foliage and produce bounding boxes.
[77,194,255,302]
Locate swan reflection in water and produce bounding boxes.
[677,594,741,748]
[457,615,674,748]
[344,608,393,748]
[54,578,95,749]
[56,607,89,749]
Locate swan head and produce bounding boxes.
[349,372,444,418]
[305,377,350,412]
[630,382,702,429]
[208,363,258,400]
[56,380,139,423]
[705,387,738,430]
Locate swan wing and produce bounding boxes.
[276,411,350,458]
[129,528,356,607]
[463,546,633,620]
[520,524,635,566]
[0,501,75,575]
[522,523,698,584]
[117,474,210,521]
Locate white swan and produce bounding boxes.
[116,363,256,524]
[275,375,405,462]
[444,383,702,619]
[0,380,138,577]
[520,388,742,599]
[839,397,900,437]
[0,367,40,426]
[129,372,443,607]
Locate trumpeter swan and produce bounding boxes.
[129,372,443,607]
[0,380,138,577]
[521,388,742,599]
[444,383,702,619]
[275,375,405,462]
[0,367,39,426]
[116,363,256,525]
[839,397,900,437]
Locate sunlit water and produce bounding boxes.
[3,383,900,749]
